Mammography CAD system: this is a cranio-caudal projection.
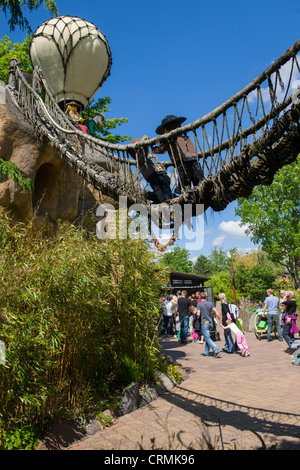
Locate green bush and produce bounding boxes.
[0,424,41,450]
[0,211,167,442]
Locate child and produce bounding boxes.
[219,318,250,356]
[193,307,203,344]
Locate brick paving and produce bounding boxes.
[68,331,300,451]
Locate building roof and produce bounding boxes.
[169,270,211,281]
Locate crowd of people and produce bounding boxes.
[159,288,299,358]
[265,289,299,351]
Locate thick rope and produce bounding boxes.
[6,39,300,250]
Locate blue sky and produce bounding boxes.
[1,0,299,261]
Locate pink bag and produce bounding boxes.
[192,329,199,340]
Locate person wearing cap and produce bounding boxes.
[128,137,173,203]
[65,100,90,134]
[152,115,204,194]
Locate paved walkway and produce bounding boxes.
[68,331,300,451]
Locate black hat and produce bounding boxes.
[155,115,187,135]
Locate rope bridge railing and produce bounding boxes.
[6,39,300,219]
[7,60,146,206]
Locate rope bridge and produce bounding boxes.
[6,39,300,248]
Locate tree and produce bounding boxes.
[205,271,239,303]
[0,37,33,193]
[209,247,232,274]
[193,254,212,276]
[233,249,278,300]
[0,0,58,31]
[0,35,32,84]
[236,157,300,289]
[81,97,132,144]
[162,247,193,273]
[234,264,276,301]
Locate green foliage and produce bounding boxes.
[0,423,41,450]
[82,97,132,144]
[0,35,32,84]
[96,411,113,429]
[0,211,167,447]
[0,157,33,193]
[193,254,212,276]
[236,157,300,289]
[0,0,58,32]
[204,249,279,301]
[205,271,239,303]
[209,247,237,273]
[194,248,237,277]
[118,354,144,384]
[166,364,183,384]
[208,247,230,273]
[234,261,276,301]
[162,246,193,273]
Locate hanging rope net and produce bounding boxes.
[6,38,300,249]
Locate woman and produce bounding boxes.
[218,293,236,353]
[282,291,299,351]
[162,295,175,337]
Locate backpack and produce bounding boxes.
[228,303,240,320]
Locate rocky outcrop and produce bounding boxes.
[0,85,114,232]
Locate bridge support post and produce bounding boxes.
[8,58,20,90]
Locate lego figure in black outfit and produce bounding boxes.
[129,137,173,204]
[152,115,204,194]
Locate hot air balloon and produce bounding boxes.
[30,16,112,110]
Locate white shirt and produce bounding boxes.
[228,322,242,335]
[163,301,174,317]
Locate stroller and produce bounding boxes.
[254,312,278,341]
[211,315,221,342]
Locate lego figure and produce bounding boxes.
[65,101,90,134]
[87,113,105,136]
[129,136,173,203]
[152,115,204,194]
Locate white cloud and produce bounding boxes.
[218,220,250,239]
[212,220,251,247]
[212,235,226,247]
[248,54,300,105]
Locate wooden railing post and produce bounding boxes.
[8,58,20,89]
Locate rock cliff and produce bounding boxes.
[0,85,111,233]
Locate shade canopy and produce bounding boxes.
[30,16,112,109]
